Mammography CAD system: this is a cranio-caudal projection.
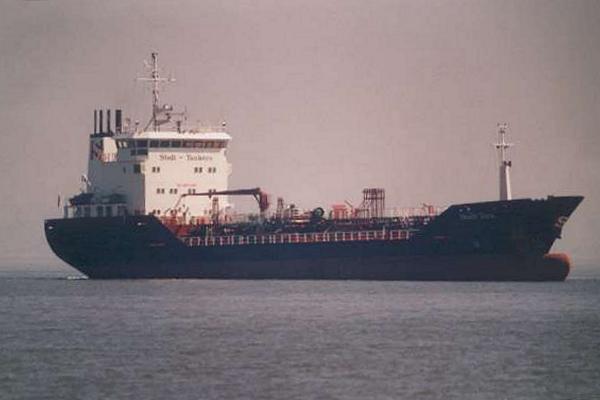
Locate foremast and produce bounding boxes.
[494,123,513,201]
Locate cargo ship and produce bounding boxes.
[44,53,583,280]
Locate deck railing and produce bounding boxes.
[182,229,412,247]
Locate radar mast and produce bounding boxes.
[137,52,175,131]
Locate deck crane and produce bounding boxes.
[173,188,270,221]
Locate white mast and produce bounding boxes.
[494,123,513,201]
[137,52,175,131]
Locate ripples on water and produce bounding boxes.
[1,272,599,400]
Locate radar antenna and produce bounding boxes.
[494,123,514,201]
[137,52,175,131]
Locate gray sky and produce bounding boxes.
[1,0,599,271]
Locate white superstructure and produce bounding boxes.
[69,53,232,222]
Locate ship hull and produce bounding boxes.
[44,196,582,281]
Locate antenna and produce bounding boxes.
[136,52,175,131]
[81,174,92,193]
[494,123,514,200]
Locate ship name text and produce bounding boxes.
[459,212,496,221]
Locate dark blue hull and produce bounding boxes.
[44,196,583,281]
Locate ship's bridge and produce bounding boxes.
[112,129,231,157]
[74,120,233,223]
[65,53,234,222]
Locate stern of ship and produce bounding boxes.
[44,215,187,278]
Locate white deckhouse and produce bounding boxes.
[69,53,232,223]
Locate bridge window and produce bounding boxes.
[156,188,165,194]
[152,166,160,173]
[136,139,225,150]
[97,205,104,217]
[133,164,141,174]
[194,167,203,173]
[106,206,113,217]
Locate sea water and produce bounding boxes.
[1,271,599,400]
